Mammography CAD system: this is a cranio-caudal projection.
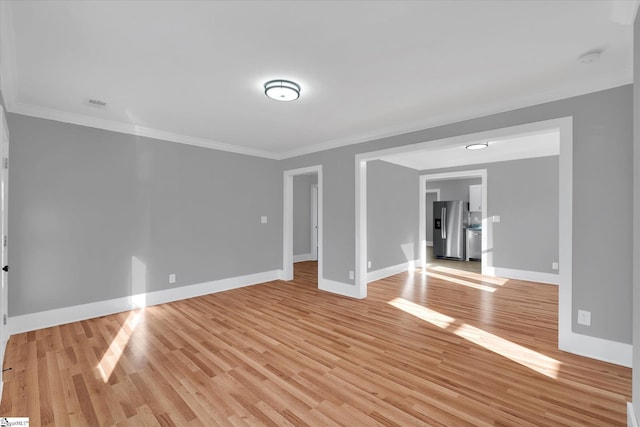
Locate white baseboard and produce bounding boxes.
[559,331,632,367]
[368,260,418,283]
[629,402,639,427]
[293,253,312,263]
[490,267,560,285]
[9,269,283,335]
[319,278,365,299]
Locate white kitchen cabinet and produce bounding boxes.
[469,184,481,212]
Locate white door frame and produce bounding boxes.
[419,171,487,272]
[311,184,318,261]
[0,105,9,393]
[283,166,322,282]
[355,117,586,360]
[424,189,440,246]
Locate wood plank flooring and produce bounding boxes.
[0,261,631,426]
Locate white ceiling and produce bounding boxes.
[381,130,560,171]
[0,1,637,159]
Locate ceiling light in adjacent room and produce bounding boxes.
[465,142,489,150]
[264,80,301,101]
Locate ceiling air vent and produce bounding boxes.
[87,98,107,108]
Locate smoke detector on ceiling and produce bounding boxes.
[578,50,603,64]
[87,98,107,108]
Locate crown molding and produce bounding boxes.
[8,76,631,162]
[10,102,280,159]
[276,76,632,160]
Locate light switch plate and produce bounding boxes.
[492,215,501,223]
[261,216,267,224]
[169,274,176,284]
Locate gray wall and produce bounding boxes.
[281,85,632,344]
[8,114,282,316]
[633,10,639,416]
[422,156,559,274]
[367,160,418,272]
[293,174,312,256]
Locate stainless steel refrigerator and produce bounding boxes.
[433,200,468,260]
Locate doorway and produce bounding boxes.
[422,172,485,275]
[311,184,318,261]
[283,166,322,286]
[421,171,486,275]
[355,117,572,353]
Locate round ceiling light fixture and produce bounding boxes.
[264,79,301,101]
[465,142,489,150]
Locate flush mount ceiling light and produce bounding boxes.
[264,79,301,101]
[465,142,489,150]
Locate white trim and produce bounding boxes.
[355,159,368,297]
[318,278,365,299]
[311,184,318,261]
[426,241,433,247]
[559,333,632,368]
[10,102,279,159]
[293,253,312,263]
[489,267,559,285]
[556,117,574,363]
[420,170,487,274]
[628,402,639,427]
[367,260,419,283]
[283,166,323,285]
[9,269,283,335]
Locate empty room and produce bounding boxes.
[0,1,639,426]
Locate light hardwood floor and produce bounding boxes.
[426,245,481,274]
[0,262,631,426]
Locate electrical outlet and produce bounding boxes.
[552,262,559,270]
[261,216,267,224]
[349,270,354,280]
[577,309,591,326]
[169,274,176,284]
[367,261,372,269]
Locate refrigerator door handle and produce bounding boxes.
[442,207,447,239]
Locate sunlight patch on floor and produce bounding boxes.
[388,298,562,379]
[426,265,509,286]
[425,270,497,293]
[97,310,143,382]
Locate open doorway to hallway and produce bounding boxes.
[292,174,318,283]
[283,165,323,288]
